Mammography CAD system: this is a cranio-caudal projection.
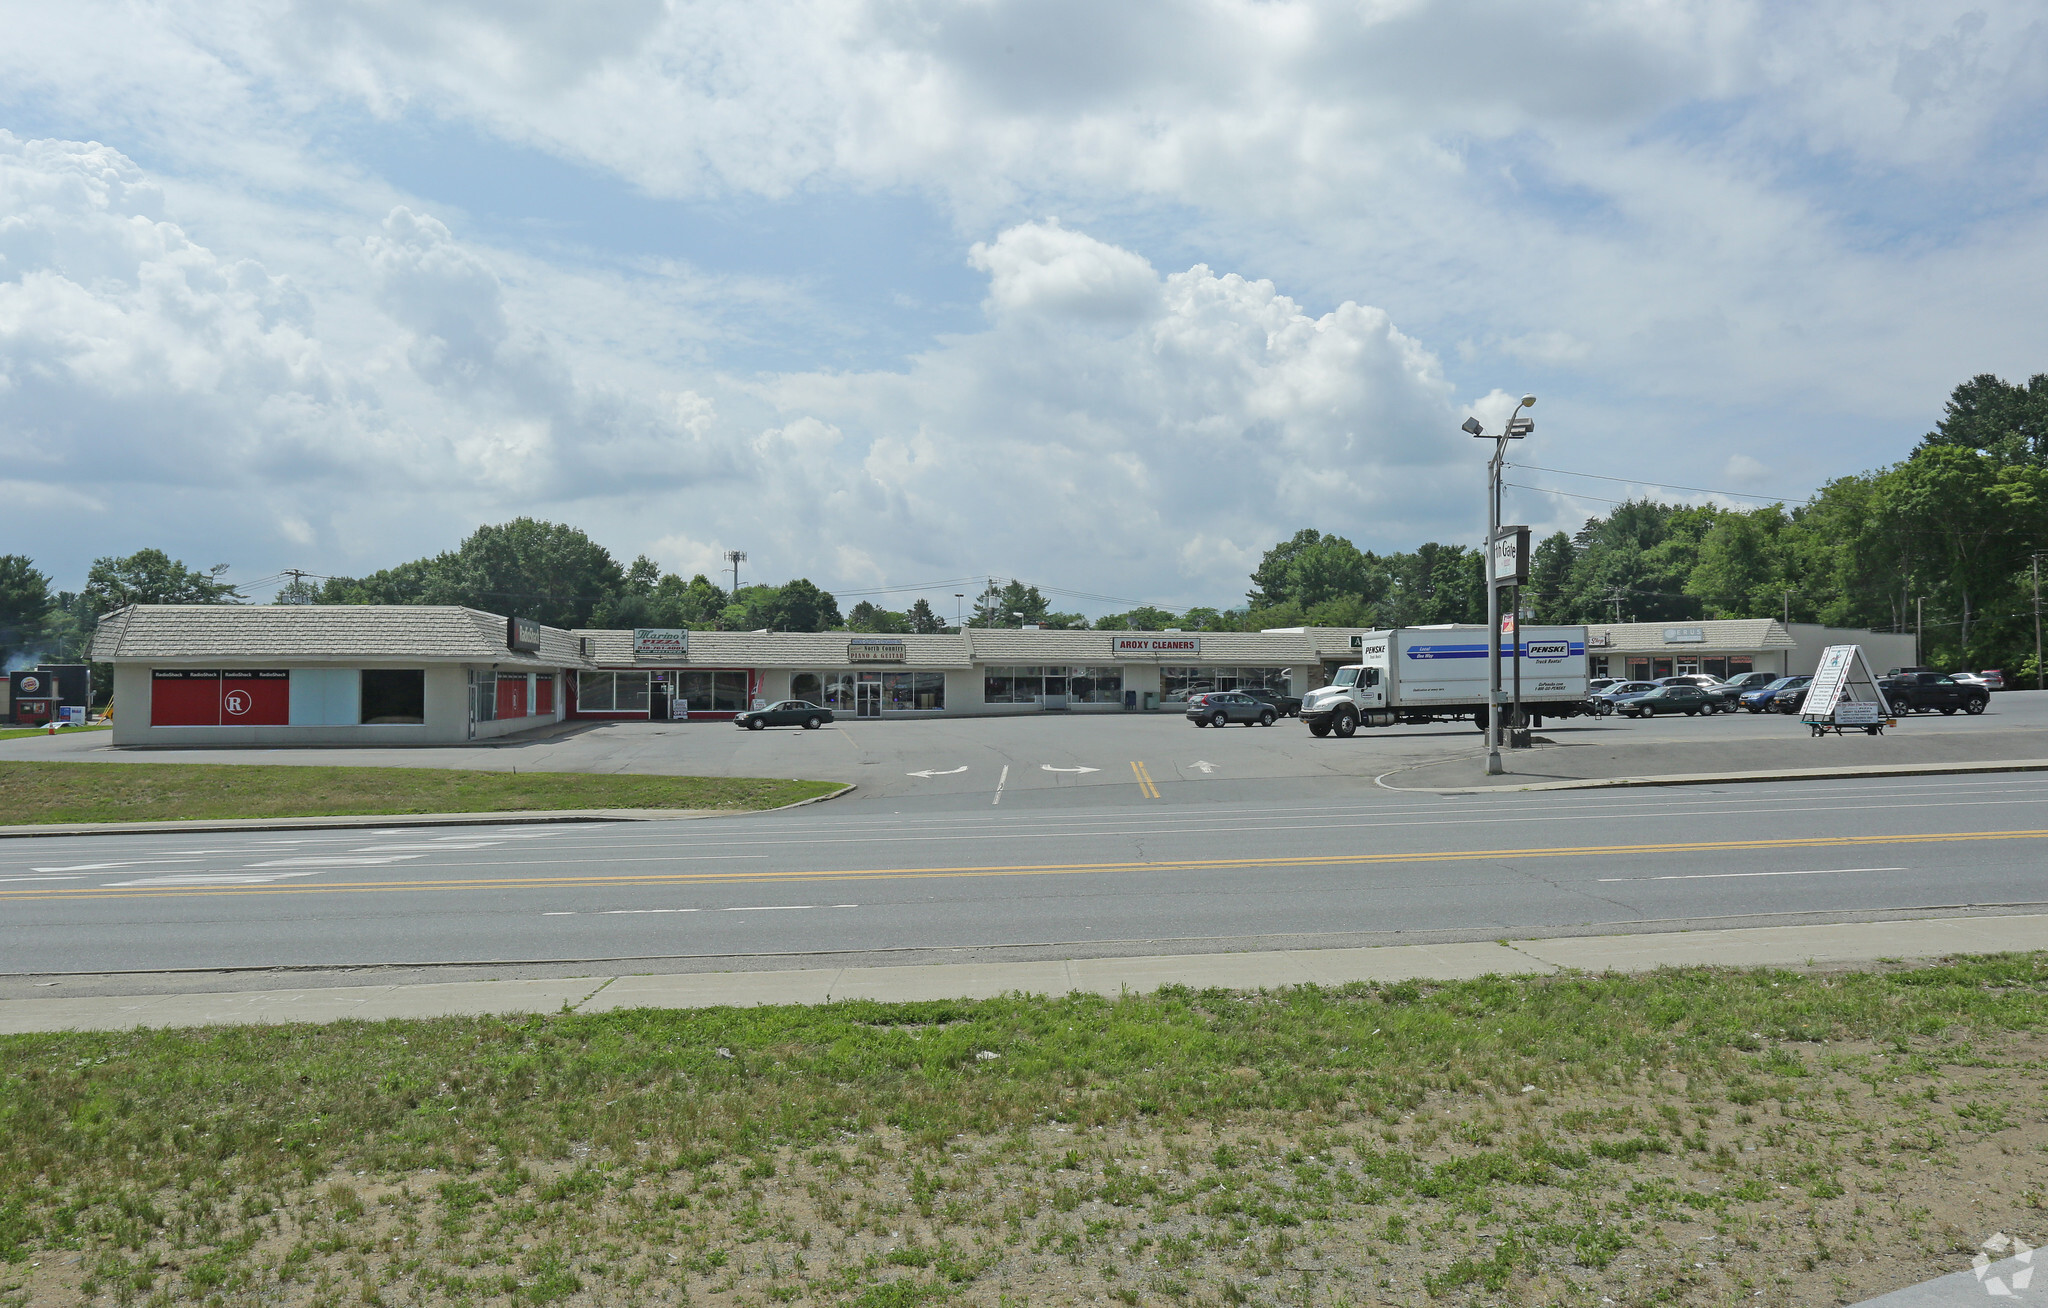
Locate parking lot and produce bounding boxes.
[5,689,2044,808]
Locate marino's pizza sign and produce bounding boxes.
[1112,636,1201,656]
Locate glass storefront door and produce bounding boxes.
[856,677,882,719]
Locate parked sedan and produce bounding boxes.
[1742,675,1808,712]
[1186,691,1278,727]
[1617,684,1719,717]
[1655,674,1735,711]
[733,699,833,730]
[1590,680,1658,714]
[1771,682,1812,714]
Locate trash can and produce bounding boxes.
[1142,691,1158,711]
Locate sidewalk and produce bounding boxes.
[1381,756,2048,794]
[6,912,2042,1034]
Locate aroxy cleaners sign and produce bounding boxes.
[1113,636,1201,656]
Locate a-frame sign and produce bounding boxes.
[1800,644,1892,734]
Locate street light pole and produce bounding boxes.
[1915,596,1925,667]
[1467,396,1536,776]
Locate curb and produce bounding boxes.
[6,911,2043,1034]
[1375,758,2048,795]
[0,782,856,839]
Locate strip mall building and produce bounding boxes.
[90,605,1919,746]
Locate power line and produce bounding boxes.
[1509,462,1809,504]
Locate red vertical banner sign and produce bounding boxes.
[150,670,222,725]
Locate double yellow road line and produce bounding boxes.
[1131,760,1161,799]
[6,828,2041,904]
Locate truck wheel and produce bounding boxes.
[1334,708,1357,738]
[1308,719,1330,737]
[1473,706,1489,730]
[1966,698,1987,715]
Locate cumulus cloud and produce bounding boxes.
[752,221,1463,602]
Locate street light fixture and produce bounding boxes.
[1469,394,1536,776]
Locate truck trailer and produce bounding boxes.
[1299,625,1592,737]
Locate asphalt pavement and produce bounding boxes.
[6,769,2047,986]
[7,689,2046,803]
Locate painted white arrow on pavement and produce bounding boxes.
[1188,760,1219,774]
[906,767,970,778]
[1041,765,1100,774]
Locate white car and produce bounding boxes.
[1949,671,1997,691]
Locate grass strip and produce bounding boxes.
[5,956,2047,1305]
[0,760,843,824]
[0,725,109,742]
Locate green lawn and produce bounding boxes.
[3,957,2045,1305]
[0,723,109,741]
[0,760,845,824]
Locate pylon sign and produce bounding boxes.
[1801,645,1890,726]
[1492,525,1529,588]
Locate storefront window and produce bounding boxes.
[615,671,651,713]
[1652,658,1673,679]
[1590,656,1610,678]
[914,671,945,710]
[675,671,712,712]
[1070,667,1123,703]
[1627,658,1652,680]
[884,672,914,710]
[1729,655,1753,674]
[576,671,611,712]
[475,670,497,721]
[791,672,822,703]
[986,666,1033,703]
[713,671,747,712]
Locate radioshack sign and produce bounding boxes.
[1113,636,1201,656]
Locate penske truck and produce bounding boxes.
[1299,624,1593,737]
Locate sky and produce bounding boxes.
[3,0,2046,618]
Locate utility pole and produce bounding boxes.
[2032,554,2045,691]
[1915,595,1926,667]
[723,550,747,598]
[1782,591,1791,628]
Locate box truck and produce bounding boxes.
[1299,625,1592,737]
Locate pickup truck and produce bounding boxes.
[1876,673,1989,715]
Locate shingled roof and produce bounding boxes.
[89,605,587,668]
[1586,619,1795,652]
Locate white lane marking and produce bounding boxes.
[351,842,503,852]
[1597,867,1908,883]
[243,855,428,868]
[542,911,577,916]
[579,904,856,916]
[102,871,332,887]
[0,875,84,883]
[1188,760,1218,774]
[993,764,1008,806]
[34,859,206,872]
[1041,765,1100,774]
[907,767,969,778]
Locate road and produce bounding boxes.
[6,770,2047,983]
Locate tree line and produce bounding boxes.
[6,371,2043,679]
